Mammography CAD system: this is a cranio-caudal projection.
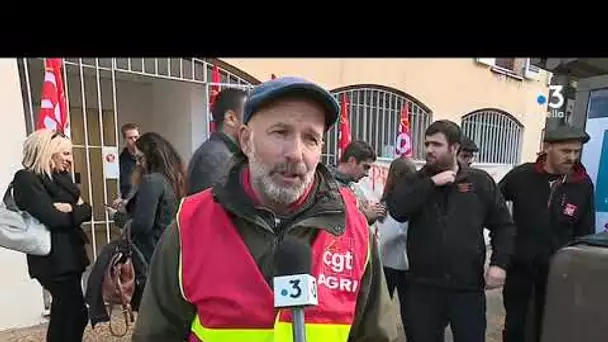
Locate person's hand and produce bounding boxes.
[431,170,456,186]
[111,198,123,209]
[361,202,386,222]
[361,203,378,221]
[105,206,118,217]
[485,265,507,289]
[371,202,387,218]
[54,202,73,213]
[77,197,84,205]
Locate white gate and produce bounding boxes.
[17,58,257,260]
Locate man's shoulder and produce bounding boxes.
[505,162,536,177]
[463,168,500,194]
[466,167,496,181]
[194,135,235,159]
[179,189,216,216]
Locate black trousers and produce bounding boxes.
[38,273,88,342]
[406,282,486,342]
[383,267,411,341]
[502,261,549,342]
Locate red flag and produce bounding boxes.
[208,65,221,134]
[37,58,69,137]
[395,102,413,158]
[338,93,352,159]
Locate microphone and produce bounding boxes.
[273,236,318,342]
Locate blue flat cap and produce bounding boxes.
[243,76,340,131]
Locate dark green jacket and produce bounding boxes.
[132,160,399,342]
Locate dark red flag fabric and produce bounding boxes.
[338,93,352,159]
[208,65,221,134]
[37,58,70,137]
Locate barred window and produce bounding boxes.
[461,109,523,165]
[324,85,433,166]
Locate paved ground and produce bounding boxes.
[0,289,505,342]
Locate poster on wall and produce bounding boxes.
[581,89,608,233]
[102,147,120,180]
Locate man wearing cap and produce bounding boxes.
[133,77,398,342]
[499,125,596,342]
[457,136,478,167]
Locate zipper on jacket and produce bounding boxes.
[546,174,567,209]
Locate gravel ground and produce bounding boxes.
[0,312,136,342]
[0,289,504,342]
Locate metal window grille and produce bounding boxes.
[461,109,524,165]
[17,57,256,260]
[324,86,433,166]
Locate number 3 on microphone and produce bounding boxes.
[273,274,319,308]
[289,279,302,298]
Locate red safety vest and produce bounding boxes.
[177,187,370,342]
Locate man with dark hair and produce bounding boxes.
[332,140,386,224]
[458,135,479,167]
[112,122,140,207]
[499,125,595,342]
[387,119,515,342]
[187,88,248,195]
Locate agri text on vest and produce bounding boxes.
[319,250,359,293]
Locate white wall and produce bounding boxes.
[116,79,153,145]
[147,79,208,162]
[0,59,46,331]
[190,84,208,153]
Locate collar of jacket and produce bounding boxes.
[330,166,356,187]
[40,170,81,202]
[120,147,137,161]
[211,131,242,155]
[212,158,346,236]
[533,153,589,184]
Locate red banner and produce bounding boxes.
[208,65,221,134]
[338,93,352,160]
[395,101,413,157]
[37,58,69,137]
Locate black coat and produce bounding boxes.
[12,169,92,280]
[119,148,137,199]
[186,132,242,195]
[499,156,595,265]
[387,164,516,291]
[113,173,178,263]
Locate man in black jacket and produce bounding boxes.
[499,125,595,342]
[458,135,478,167]
[112,123,140,208]
[387,120,515,342]
[187,88,247,195]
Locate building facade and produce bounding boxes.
[0,57,549,331]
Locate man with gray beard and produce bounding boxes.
[133,76,398,342]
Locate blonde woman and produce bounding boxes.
[12,129,91,342]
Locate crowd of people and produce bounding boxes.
[8,76,596,342]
